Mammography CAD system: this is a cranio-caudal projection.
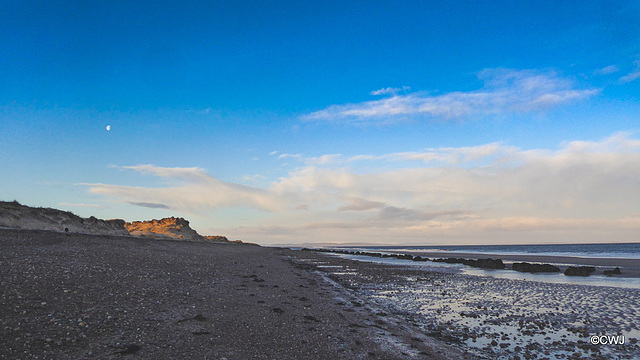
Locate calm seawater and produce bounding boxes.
[336,242,640,259]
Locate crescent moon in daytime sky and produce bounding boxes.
[106,125,111,131]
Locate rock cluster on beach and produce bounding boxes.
[512,262,561,273]
[603,267,622,276]
[564,266,596,276]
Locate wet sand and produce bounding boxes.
[299,251,640,359]
[0,229,472,359]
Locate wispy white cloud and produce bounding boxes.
[619,71,640,83]
[242,174,266,181]
[594,65,619,75]
[128,202,170,209]
[83,133,640,245]
[346,142,513,165]
[302,68,599,124]
[338,197,386,211]
[370,86,410,96]
[59,203,102,208]
[278,153,302,159]
[305,154,342,166]
[82,165,287,213]
[376,206,471,223]
[118,165,210,182]
[619,60,640,83]
[296,143,511,167]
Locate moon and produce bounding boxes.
[106,125,111,131]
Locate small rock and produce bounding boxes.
[564,266,596,276]
[114,344,141,355]
[603,267,622,276]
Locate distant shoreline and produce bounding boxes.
[407,250,640,279]
[309,247,640,279]
[399,250,639,268]
[329,242,640,257]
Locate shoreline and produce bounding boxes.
[409,251,640,278]
[312,247,640,279]
[406,250,639,266]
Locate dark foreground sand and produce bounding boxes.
[0,229,472,359]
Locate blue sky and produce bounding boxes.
[2,1,640,245]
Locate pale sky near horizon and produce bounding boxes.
[1,1,640,245]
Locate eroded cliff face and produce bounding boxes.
[124,217,206,242]
[0,201,234,243]
[0,201,129,236]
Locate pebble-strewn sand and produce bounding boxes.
[0,229,471,359]
[297,252,640,360]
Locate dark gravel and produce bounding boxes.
[0,229,468,359]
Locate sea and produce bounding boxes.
[331,242,640,259]
[320,242,640,289]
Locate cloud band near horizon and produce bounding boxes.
[80,132,640,244]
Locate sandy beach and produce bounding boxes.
[0,229,472,359]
